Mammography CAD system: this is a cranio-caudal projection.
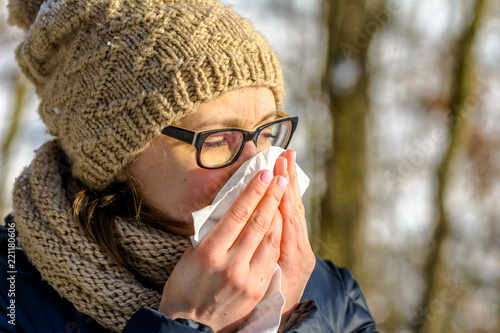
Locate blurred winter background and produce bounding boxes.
[1,0,499,332]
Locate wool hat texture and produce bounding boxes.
[8,0,284,190]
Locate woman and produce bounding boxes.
[1,0,377,332]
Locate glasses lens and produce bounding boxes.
[257,120,292,150]
[200,131,244,167]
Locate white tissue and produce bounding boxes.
[190,146,310,333]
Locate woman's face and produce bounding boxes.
[125,87,277,236]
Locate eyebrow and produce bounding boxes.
[195,110,278,130]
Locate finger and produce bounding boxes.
[284,150,301,203]
[230,174,288,259]
[203,170,273,252]
[285,150,307,230]
[274,154,298,246]
[250,210,282,275]
[279,150,308,245]
[273,155,288,179]
[279,180,298,249]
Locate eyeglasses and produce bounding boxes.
[161,110,298,169]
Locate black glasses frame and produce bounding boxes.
[161,110,299,169]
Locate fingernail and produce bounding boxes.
[277,176,289,189]
[260,170,272,184]
[291,151,296,163]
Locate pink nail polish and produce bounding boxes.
[277,176,289,189]
[260,170,272,184]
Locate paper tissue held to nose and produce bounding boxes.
[191,146,309,246]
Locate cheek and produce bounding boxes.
[146,167,231,223]
[129,139,238,223]
[183,168,230,207]
[180,157,249,210]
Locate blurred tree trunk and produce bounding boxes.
[0,74,28,221]
[411,1,486,333]
[318,0,377,274]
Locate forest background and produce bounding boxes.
[0,0,499,332]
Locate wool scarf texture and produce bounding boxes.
[13,140,191,332]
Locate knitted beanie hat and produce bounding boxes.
[8,0,284,191]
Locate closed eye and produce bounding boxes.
[203,139,227,149]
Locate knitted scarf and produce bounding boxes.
[13,140,191,332]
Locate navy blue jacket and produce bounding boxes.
[0,223,377,332]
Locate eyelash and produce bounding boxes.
[203,139,227,149]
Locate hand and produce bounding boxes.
[158,169,289,332]
[273,150,316,327]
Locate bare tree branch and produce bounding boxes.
[411,1,487,332]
